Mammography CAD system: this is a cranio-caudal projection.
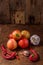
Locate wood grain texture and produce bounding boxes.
[0,0,10,23]
[0,0,43,24]
[0,25,43,65]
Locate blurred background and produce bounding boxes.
[0,0,43,24]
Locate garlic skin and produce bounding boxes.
[30,35,40,45]
[23,50,30,57]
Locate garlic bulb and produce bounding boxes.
[23,50,30,57]
[30,35,40,45]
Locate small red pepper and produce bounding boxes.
[1,44,19,60]
[29,48,39,62]
[2,52,16,60]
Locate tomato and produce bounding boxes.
[21,30,30,39]
[9,30,22,40]
[7,39,17,50]
[18,38,29,48]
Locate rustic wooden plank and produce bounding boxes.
[0,0,43,24]
[0,0,10,24]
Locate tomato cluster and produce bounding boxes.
[8,30,30,50]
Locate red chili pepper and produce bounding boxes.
[29,48,39,62]
[2,52,16,60]
[1,44,7,53]
[1,44,19,60]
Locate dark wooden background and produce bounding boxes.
[0,25,43,65]
[0,0,43,65]
[0,0,43,24]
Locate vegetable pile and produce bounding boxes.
[1,30,40,62]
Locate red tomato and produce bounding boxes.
[9,30,22,40]
[18,38,29,48]
[7,39,17,50]
[21,30,30,39]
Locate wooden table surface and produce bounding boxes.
[0,24,43,65]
